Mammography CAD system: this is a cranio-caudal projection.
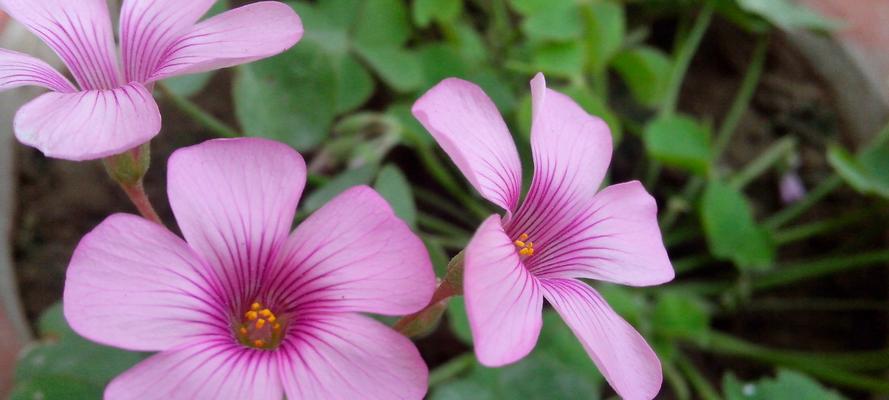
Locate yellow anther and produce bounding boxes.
[267,315,277,323]
[260,309,273,318]
[519,233,529,241]
[254,339,265,347]
[519,248,533,256]
[527,242,533,248]
[514,240,526,248]
[273,323,282,331]
[255,319,266,329]
[251,302,262,311]
[239,326,248,335]
[245,311,258,320]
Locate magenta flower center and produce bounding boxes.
[513,233,535,257]
[236,301,285,350]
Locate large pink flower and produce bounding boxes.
[413,74,675,400]
[63,138,435,399]
[0,0,302,161]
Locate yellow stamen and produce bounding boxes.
[527,242,533,248]
[519,233,529,241]
[519,248,533,256]
[251,302,262,311]
[267,315,277,323]
[259,309,273,318]
[245,311,258,320]
[239,326,248,335]
[273,323,282,331]
[254,339,265,347]
[255,319,266,329]
[514,240,526,247]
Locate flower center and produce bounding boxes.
[236,301,284,350]
[514,233,535,257]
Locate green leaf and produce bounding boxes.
[417,43,469,88]
[701,180,775,271]
[828,134,889,199]
[521,5,582,41]
[509,0,573,15]
[596,284,647,327]
[414,0,463,27]
[387,102,434,148]
[446,296,473,345]
[652,292,710,341]
[424,238,450,277]
[723,370,847,400]
[13,303,146,395]
[302,164,379,213]
[431,380,496,400]
[707,0,770,33]
[334,55,375,114]
[374,164,417,228]
[737,0,839,32]
[234,41,338,151]
[531,41,586,78]
[537,312,600,375]
[354,0,411,48]
[11,376,102,400]
[643,115,712,175]
[354,45,423,93]
[584,1,625,73]
[612,46,672,107]
[495,353,601,399]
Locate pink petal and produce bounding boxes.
[63,214,226,352]
[529,181,674,286]
[167,138,306,306]
[13,82,161,161]
[541,278,663,400]
[268,186,435,316]
[0,48,76,92]
[119,0,216,82]
[105,337,282,400]
[0,0,121,90]
[508,74,612,243]
[464,215,543,366]
[277,313,427,400]
[149,2,303,82]
[412,78,523,212]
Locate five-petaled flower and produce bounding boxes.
[63,138,435,399]
[0,0,302,160]
[413,74,675,400]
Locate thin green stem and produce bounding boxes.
[713,36,769,160]
[763,174,843,229]
[429,353,476,387]
[418,213,472,238]
[156,82,240,138]
[414,187,478,226]
[416,145,490,219]
[676,354,721,400]
[663,360,691,400]
[772,210,871,245]
[690,331,889,393]
[753,249,889,291]
[729,137,796,189]
[661,5,714,116]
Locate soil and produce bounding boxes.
[10,17,889,398]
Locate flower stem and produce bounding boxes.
[729,136,797,189]
[429,353,476,387]
[661,5,714,117]
[675,353,721,400]
[395,251,465,336]
[688,331,889,393]
[662,360,691,400]
[763,174,843,229]
[119,180,163,225]
[416,145,491,220]
[156,82,240,138]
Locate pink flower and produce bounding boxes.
[0,0,302,161]
[63,138,435,399]
[413,74,675,400]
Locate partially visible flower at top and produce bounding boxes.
[0,0,302,161]
[63,138,435,399]
[413,74,675,400]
